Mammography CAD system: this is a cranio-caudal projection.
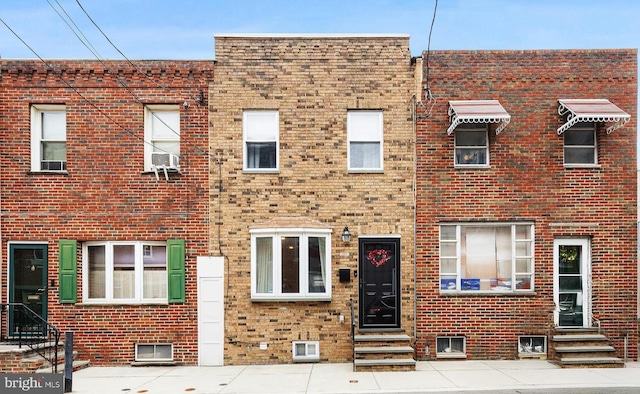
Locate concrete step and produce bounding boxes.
[560,357,624,366]
[552,334,608,342]
[355,346,414,354]
[354,334,410,342]
[555,345,615,353]
[354,358,416,367]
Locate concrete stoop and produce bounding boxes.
[353,333,416,372]
[551,328,624,368]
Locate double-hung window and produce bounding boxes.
[251,229,331,301]
[440,223,534,293]
[347,111,383,172]
[244,110,279,171]
[454,124,488,166]
[83,241,168,303]
[31,104,67,172]
[144,105,180,171]
[563,122,597,166]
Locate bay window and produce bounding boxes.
[440,223,534,292]
[251,229,331,300]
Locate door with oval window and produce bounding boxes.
[554,238,591,328]
[359,237,400,329]
[8,244,48,336]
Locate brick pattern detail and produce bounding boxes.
[415,49,638,361]
[0,60,214,365]
[211,36,416,364]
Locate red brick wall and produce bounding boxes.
[415,49,638,360]
[0,60,213,365]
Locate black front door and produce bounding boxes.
[9,244,48,336]
[359,238,400,329]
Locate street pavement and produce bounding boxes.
[69,359,640,394]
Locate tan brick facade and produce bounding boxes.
[210,35,416,364]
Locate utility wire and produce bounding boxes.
[49,0,103,59]
[423,0,438,117]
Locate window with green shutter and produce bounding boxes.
[167,239,186,303]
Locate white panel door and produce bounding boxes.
[197,257,224,366]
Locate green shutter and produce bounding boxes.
[58,240,77,304]
[167,239,185,303]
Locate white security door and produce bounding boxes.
[554,238,591,328]
[197,257,224,366]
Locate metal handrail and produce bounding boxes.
[1,303,61,373]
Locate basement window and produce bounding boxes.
[135,343,173,362]
[292,341,320,362]
[436,336,466,358]
[518,336,547,358]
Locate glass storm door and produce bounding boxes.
[359,238,401,329]
[554,239,590,328]
[8,244,48,336]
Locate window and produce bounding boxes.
[135,343,173,362]
[436,337,466,358]
[454,124,488,166]
[244,110,279,171]
[564,122,597,166]
[292,341,320,362]
[440,223,534,293]
[348,111,383,171]
[144,105,180,171]
[250,229,331,300]
[518,336,546,357]
[31,105,67,172]
[83,241,168,303]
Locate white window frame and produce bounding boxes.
[31,104,67,172]
[436,336,466,358]
[439,223,534,293]
[250,228,332,301]
[292,341,320,362]
[518,336,547,357]
[82,241,168,304]
[135,343,173,362]
[144,105,180,172]
[563,122,597,167]
[243,110,279,172]
[454,124,489,167]
[347,111,383,172]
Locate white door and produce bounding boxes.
[554,238,591,328]
[197,257,224,366]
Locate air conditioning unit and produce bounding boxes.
[151,152,180,170]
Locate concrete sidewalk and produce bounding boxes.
[70,360,640,394]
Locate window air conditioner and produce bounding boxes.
[151,152,180,170]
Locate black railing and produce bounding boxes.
[350,298,356,371]
[1,303,61,373]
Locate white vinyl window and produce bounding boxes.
[348,111,383,172]
[564,122,597,166]
[244,110,279,171]
[144,105,180,171]
[436,337,466,358]
[292,341,320,362]
[454,124,488,166]
[440,223,534,293]
[83,241,167,303]
[250,229,331,301]
[31,104,67,172]
[135,343,173,362]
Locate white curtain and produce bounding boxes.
[256,237,273,293]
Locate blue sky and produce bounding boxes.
[1,0,639,60]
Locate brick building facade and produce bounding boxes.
[414,49,638,362]
[210,35,416,364]
[0,60,213,365]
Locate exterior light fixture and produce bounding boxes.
[342,227,351,243]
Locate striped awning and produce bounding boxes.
[558,99,630,135]
[447,100,511,135]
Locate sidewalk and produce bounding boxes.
[70,360,640,394]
